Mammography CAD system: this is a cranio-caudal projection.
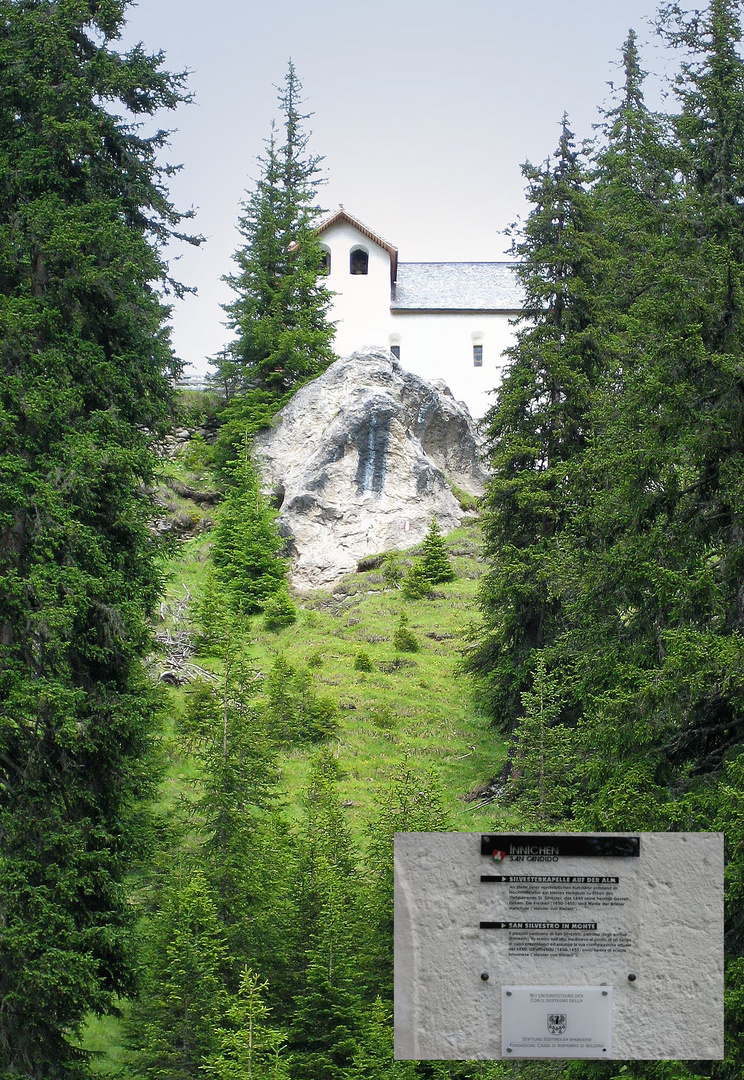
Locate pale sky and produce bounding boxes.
[119,0,675,379]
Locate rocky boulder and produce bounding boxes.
[252,348,488,588]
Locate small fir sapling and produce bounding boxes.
[202,967,290,1080]
[354,650,374,672]
[212,443,288,615]
[393,613,419,653]
[401,519,456,597]
[263,587,298,631]
[382,552,403,588]
[266,656,338,743]
[420,518,456,584]
[401,561,433,600]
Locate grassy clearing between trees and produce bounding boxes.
[158,520,507,839]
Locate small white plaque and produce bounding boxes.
[502,985,612,1058]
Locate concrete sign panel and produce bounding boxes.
[394,832,723,1060]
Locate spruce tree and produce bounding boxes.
[565,0,744,810]
[358,762,448,1002]
[288,906,361,1080]
[263,587,299,632]
[216,62,335,412]
[596,29,674,199]
[590,28,676,321]
[420,518,456,584]
[265,655,338,745]
[505,654,572,827]
[400,560,433,600]
[542,30,680,797]
[203,968,290,1080]
[0,2,195,1073]
[288,752,361,1080]
[392,612,419,653]
[127,871,230,1080]
[401,519,455,598]
[565,13,744,1072]
[466,117,600,730]
[459,11,744,1075]
[350,997,417,1080]
[211,445,288,616]
[181,647,281,896]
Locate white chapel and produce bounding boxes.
[316,207,523,418]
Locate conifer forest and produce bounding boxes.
[2,1,744,1078]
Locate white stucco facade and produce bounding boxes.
[320,217,394,357]
[317,208,522,419]
[386,311,515,419]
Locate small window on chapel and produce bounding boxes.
[350,247,369,275]
[473,344,483,367]
[390,345,401,360]
[320,247,331,275]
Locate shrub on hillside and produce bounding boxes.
[382,552,403,589]
[181,431,213,474]
[262,588,298,632]
[401,562,433,600]
[370,706,395,729]
[393,613,419,653]
[449,483,480,513]
[354,650,374,672]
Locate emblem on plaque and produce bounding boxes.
[547,1013,567,1035]
[492,850,507,862]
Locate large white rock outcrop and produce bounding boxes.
[253,348,488,589]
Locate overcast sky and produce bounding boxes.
[119,0,676,379]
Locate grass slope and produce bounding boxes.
[161,521,506,835]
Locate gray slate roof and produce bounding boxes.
[391,262,523,312]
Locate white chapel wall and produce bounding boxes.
[321,220,392,358]
[388,311,515,419]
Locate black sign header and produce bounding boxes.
[481,835,640,859]
[481,875,620,883]
[480,921,598,930]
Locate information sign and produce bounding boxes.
[479,834,640,969]
[393,832,724,1061]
